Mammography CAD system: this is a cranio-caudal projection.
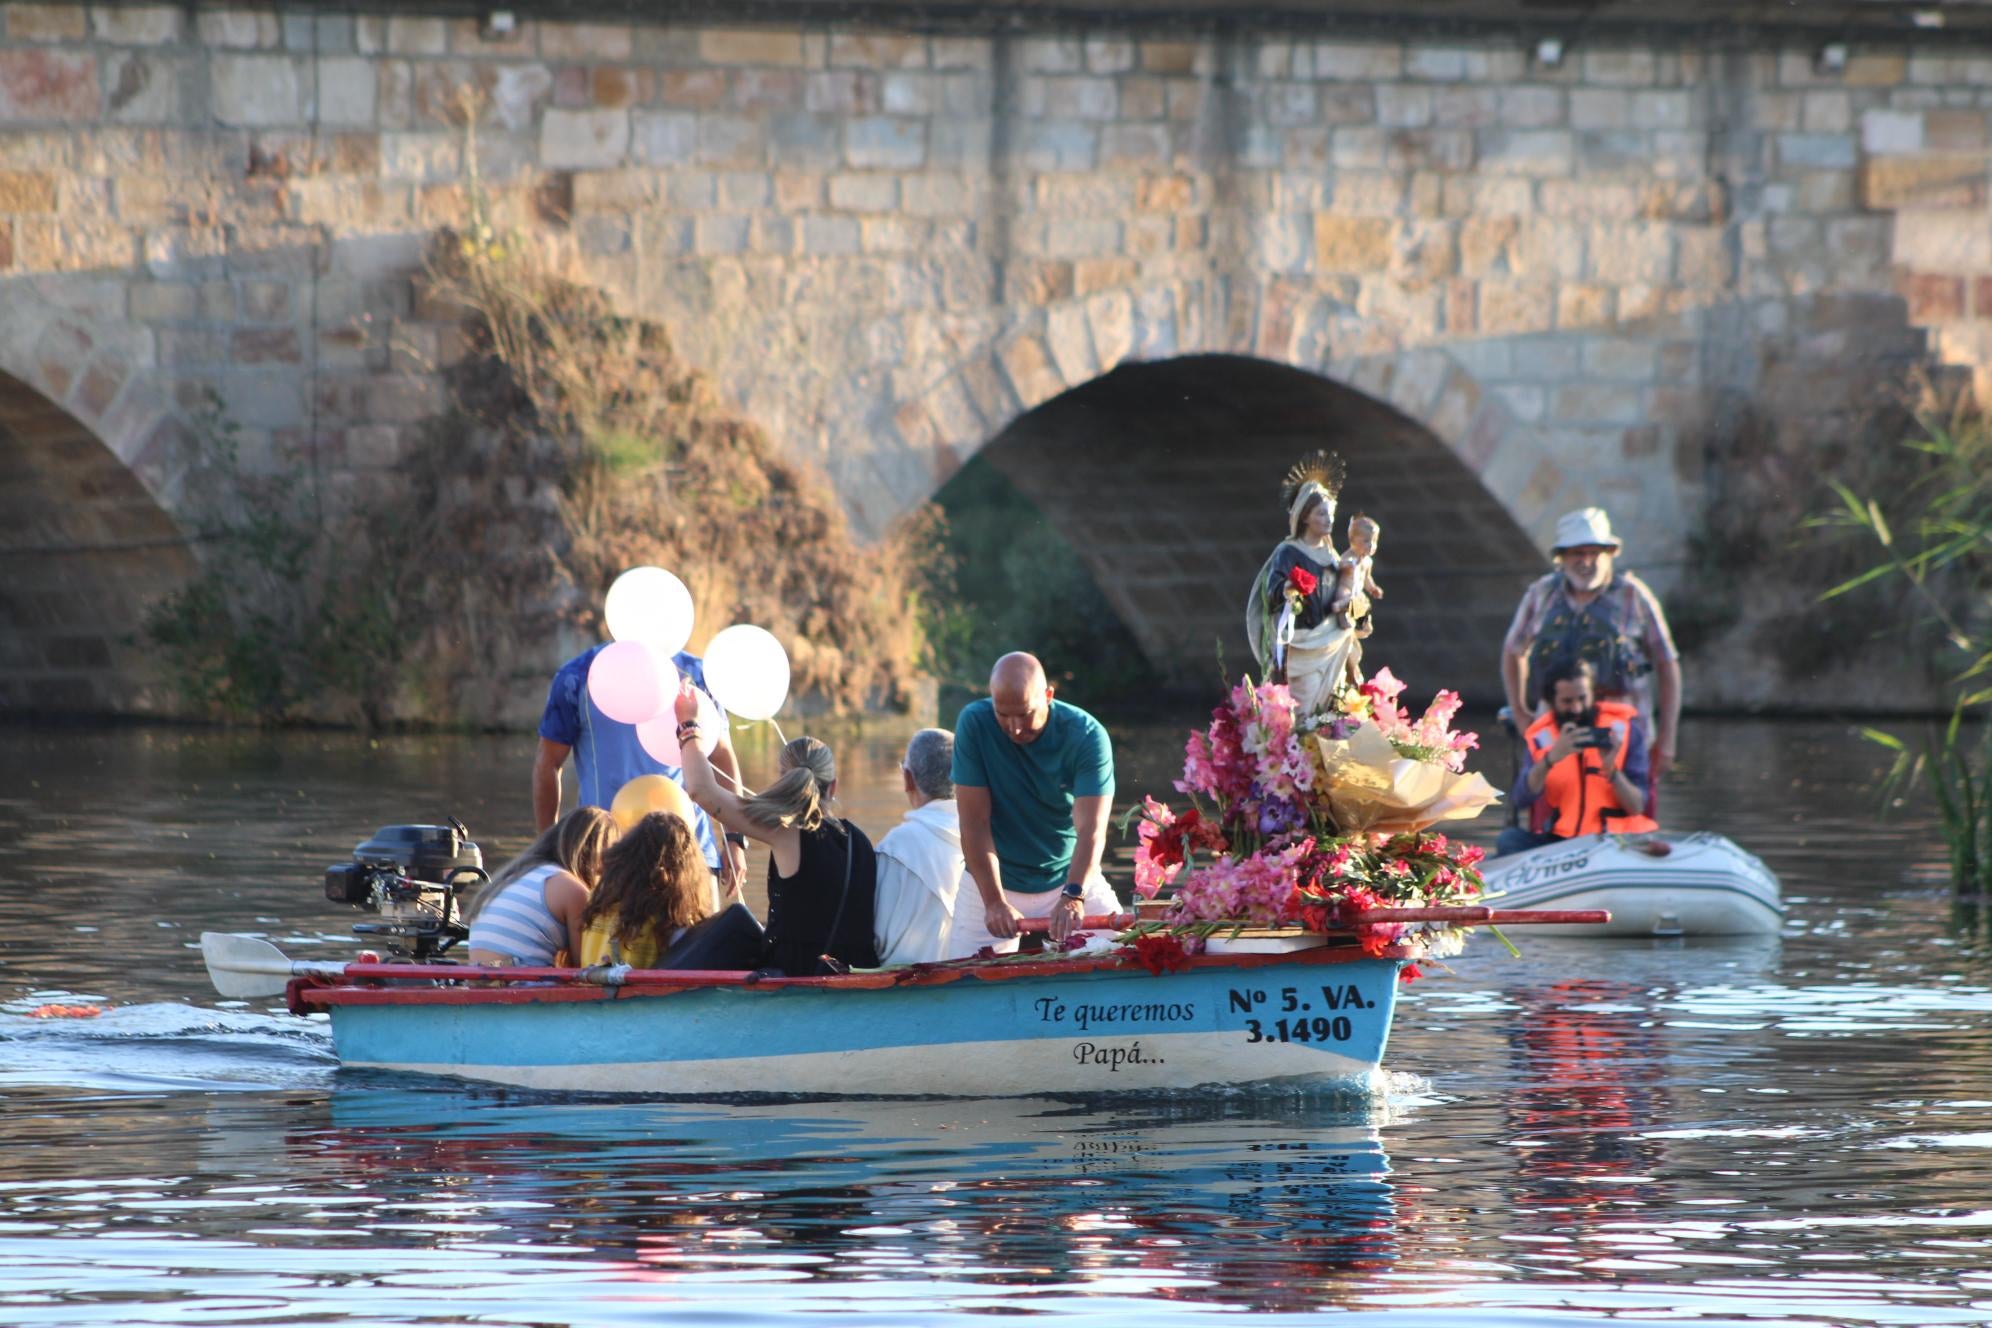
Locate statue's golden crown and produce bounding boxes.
[1280,450,1345,509]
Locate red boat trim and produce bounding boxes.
[1346,906,1609,925]
[288,942,1410,1011]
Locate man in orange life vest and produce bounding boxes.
[1495,657,1659,856]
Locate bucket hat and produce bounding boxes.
[1550,507,1623,553]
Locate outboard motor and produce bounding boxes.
[323,818,485,961]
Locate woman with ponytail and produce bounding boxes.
[576,811,712,968]
[672,679,880,974]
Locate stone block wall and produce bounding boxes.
[1,3,1989,711]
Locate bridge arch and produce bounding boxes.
[878,284,1581,552]
[952,351,1545,695]
[0,302,201,714]
[889,280,1562,695]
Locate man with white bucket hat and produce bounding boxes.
[1500,507,1681,811]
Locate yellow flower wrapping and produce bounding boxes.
[1313,727,1502,835]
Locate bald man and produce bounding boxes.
[947,652,1120,957]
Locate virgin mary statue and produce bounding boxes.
[1246,451,1364,714]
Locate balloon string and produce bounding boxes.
[769,718,789,747]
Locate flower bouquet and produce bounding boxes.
[1124,668,1501,980]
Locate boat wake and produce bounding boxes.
[0,1001,337,1094]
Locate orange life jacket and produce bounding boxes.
[1523,700,1660,838]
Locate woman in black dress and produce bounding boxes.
[672,681,878,974]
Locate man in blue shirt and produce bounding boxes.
[948,652,1120,956]
[534,644,746,890]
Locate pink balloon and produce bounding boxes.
[637,690,722,766]
[635,712,685,766]
[587,641,676,725]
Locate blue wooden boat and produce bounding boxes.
[203,895,1608,1096]
[204,934,1409,1096]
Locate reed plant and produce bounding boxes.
[1813,377,1992,893]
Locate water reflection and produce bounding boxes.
[1503,978,1675,1221]
[195,1089,1400,1314]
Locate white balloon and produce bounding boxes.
[604,566,695,657]
[703,624,791,722]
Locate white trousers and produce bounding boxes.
[946,873,1123,959]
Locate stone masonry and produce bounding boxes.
[1,3,1989,712]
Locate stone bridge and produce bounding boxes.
[3,0,1990,714]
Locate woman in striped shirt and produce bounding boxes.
[464,807,619,967]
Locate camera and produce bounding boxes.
[323,819,486,961]
[1568,726,1607,750]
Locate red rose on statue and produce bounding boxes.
[1286,566,1319,597]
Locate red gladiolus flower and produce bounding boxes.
[1399,964,1423,983]
[1286,566,1319,597]
[1129,932,1193,976]
[1149,807,1226,870]
[1356,925,1400,958]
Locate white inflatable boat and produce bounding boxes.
[1479,831,1785,937]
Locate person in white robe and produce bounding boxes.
[873,728,967,964]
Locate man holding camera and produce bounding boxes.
[1495,657,1659,856]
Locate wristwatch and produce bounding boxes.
[724,832,748,849]
[1059,882,1086,902]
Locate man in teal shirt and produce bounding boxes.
[947,652,1120,956]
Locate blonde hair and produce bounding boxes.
[463,806,618,921]
[579,812,710,946]
[1348,512,1380,539]
[739,736,837,832]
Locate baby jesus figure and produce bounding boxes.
[1332,514,1384,685]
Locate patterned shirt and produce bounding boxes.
[1503,570,1678,730]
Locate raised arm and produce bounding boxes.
[672,681,770,843]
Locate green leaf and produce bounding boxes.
[1868,499,1893,547]
[1820,563,1899,601]
[1861,727,1907,752]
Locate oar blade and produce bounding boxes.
[200,931,301,999]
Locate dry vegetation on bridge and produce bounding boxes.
[143,200,944,726]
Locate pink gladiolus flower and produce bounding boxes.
[1425,688,1462,727]
[1365,667,1406,702]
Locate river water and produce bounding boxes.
[2,715,1989,1327]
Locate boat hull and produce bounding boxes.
[1479,831,1784,937]
[315,950,1404,1097]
